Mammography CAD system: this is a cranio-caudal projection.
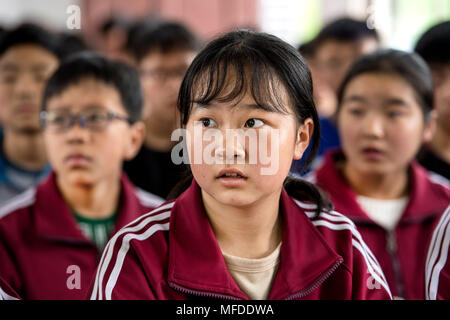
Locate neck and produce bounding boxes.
[202,189,283,259]
[342,161,409,199]
[57,174,121,219]
[428,126,450,163]
[3,130,47,170]
[144,117,178,152]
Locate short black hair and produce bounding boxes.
[315,17,379,45]
[0,23,61,58]
[57,32,90,60]
[415,21,450,66]
[297,40,317,59]
[99,15,130,35]
[42,52,143,123]
[133,21,202,61]
[337,49,434,119]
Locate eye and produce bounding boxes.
[348,107,364,117]
[85,112,107,123]
[386,110,403,118]
[245,118,264,128]
[200,118,217,128]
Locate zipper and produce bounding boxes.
[284,258,343,300]
[386,230,405,298]
[168,281,242,300]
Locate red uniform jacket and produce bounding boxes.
[0,276,19,300]
[425,205,450,300]
[0,172,163,300]
[309,150,450,299]
[89,179,392,300]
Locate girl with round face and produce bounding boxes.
[90,31,393,301]
[310,50,450,299]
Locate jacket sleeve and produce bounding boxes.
[88,235,157,300]
[0,276,20,300]
[0,223,23,298]
[425,205,450,300]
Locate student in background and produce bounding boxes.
[0,24,60,206]
[308,50,450,299]
[415,21,450,180]
[124,22,202,199]
[90,30,391,300]
[0,53,163,299]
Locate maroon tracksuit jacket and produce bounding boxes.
[425,204,450,300]
[0,276,19,300]
[0,172,163,299]
[309,150,450,299]
[89,179,392,300]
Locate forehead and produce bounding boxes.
[316,39,376,61]
[0,44,58,68]
[139,49,196,69]
[46,78,126,114]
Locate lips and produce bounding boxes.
[361,147,385,160]
[64,154,92,167]
[216,168,248,187]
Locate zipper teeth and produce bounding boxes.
[285,259,343,300]
[386,231,405,298]
[168,281,241,300]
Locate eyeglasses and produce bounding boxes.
[40,108,132,133]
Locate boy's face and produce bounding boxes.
[139,49,196,124]
[0,44,58,132]
[315,38,379,94]
[430,64,450,134]
[43,78,144,188]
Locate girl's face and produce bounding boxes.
[185,86,313,209]
[338,72,434,177]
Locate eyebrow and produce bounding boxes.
[193,102,277,113]
[342,95,366,104]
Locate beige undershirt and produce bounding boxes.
[357,195,409,231]
[222,242,282,300]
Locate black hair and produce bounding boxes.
[123,16,162,54]
[297,40,317,60]
[133,21,202,61]
[336,49,434,119]
[169,29,332,215]
[57,32,90,60]
[415,21,450,66]
[99,15,130,35]
[0,23,61,58]
[315,17,379,45]
[42,52,143,123]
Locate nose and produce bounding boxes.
[64,119,90,144]
[214,130,246,164]
[362,115,385,139]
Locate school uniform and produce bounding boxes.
[0,276,20,300]
[425,205,450,300]
[89,179,392,300]
[0,172,164,300]
[308,150,450,299]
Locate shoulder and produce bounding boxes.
[425,205,450,300]
[134,187,165,208]
[0,188,36,225]
[90,201,174,300]
[293,198,392,297]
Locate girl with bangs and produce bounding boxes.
[89,30,391,300]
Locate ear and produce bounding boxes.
[423,110,437,144]
[293,118,314,161]
[123,121,146,161]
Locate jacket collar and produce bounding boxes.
[34,171,142,244]
[315,150,450,224]
[167,179,342,300]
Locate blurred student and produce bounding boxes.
[124,22,202,199]
[415,21,450,180]
[98,15,131,63]
[0,53,163,299]
[90,30,391,300]
[314,17,380,117]
[308,50,450,299]
[0,24,60,206]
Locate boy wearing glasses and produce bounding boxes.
[0,53,164,299]
[0,24,60,206]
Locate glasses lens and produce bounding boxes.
[45,111,70,131]
[81,109,109,131]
